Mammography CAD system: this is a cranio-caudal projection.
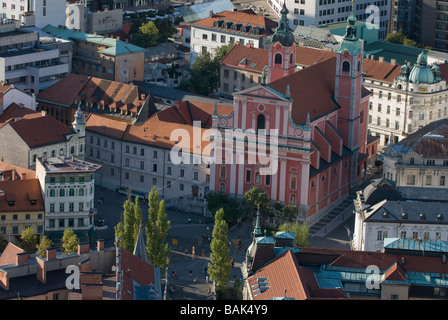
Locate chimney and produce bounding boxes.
[209,10,213,18]
[97,239,105,251]
[116,36,120,41]
[46,247,58,260]
[16,252,29,265]
[379,56,384,62]
[0,269,9,290]
[390,58,396,65]
[11,168,16,181]
[41,110,47,117]
[78,242,90,255]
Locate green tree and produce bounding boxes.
[243,187,270,214]
[133,21,160,48]
[206,191,244,223]
[122,199,137,252]
[61,229,79,254]
[178,43,234,95]
[133,196,144,241]
[208,208,233,295]
[19,227,38,253]
[154,18,176,43]
[385,32,418,48]
[278,221,311,248]
[36,236,52,258]
[145,187,171,272]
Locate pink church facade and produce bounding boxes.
[210,6,371,220]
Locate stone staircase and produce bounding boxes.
[309,193,356,236]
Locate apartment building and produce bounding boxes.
[0,179,44,242]
[389,0,448,53]
[35,156,101,241]
[42,25,145,84]
[36,73,152,126]
[269,0,390,39]
[353,180,448,252]
[85,100,233,200]
[382,117,448,199]
[0,20,71,93]
[0,106,85,169]
[367,50,448,147]
[0,0,66,29]
[188,10,277,67]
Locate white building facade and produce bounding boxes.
[382,118,448,198]
[36,156,101,241]
[366,51,448,147]
[353,195,448,252]
[0,0,66,29]
[0,21,71,93]
[269,0,390,39]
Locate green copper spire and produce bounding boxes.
[271,2,295,47]
[336,0,362,55]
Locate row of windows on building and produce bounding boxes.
[47,186,93,197]
[32,145,84,163]
[0,225,44,235]
[377,229,447,241]
[405,174,448,186]
[47,217,88,229]
[117,168,206,192]
[48,201,92,213]
[89,136,174,160]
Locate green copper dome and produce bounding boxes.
[408,51,435,84]
[271,2,295,47]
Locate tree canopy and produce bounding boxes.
[145,186,171,272]
[61,229,79,254]
[133,21,160,48]
[178,43,234,95]
[208,208,233,294]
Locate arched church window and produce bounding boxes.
[358,61,361,72]
[397,84,402,90]
[257,114,266,131]
[290,53,294,64]
[342,61,350,73]
[274,53,282,65]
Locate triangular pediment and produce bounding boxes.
[233,85,292,102]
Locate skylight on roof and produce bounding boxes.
[250,63,257,68]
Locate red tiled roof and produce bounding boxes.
[0,161,36,180]
[36,74,146,114]
[248,250,348,300]
[86,101,233,154]
[86,113,129,139]
[221,43,402,83]
[220,44,268,73]
[0,242,26,266]
[120,247,158,300]
[7,114,74,148]
[268,57,339,125]
[192,10,277,37]
[0,179,44,213]
[0,103,41,128]
[36,74,90,106]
